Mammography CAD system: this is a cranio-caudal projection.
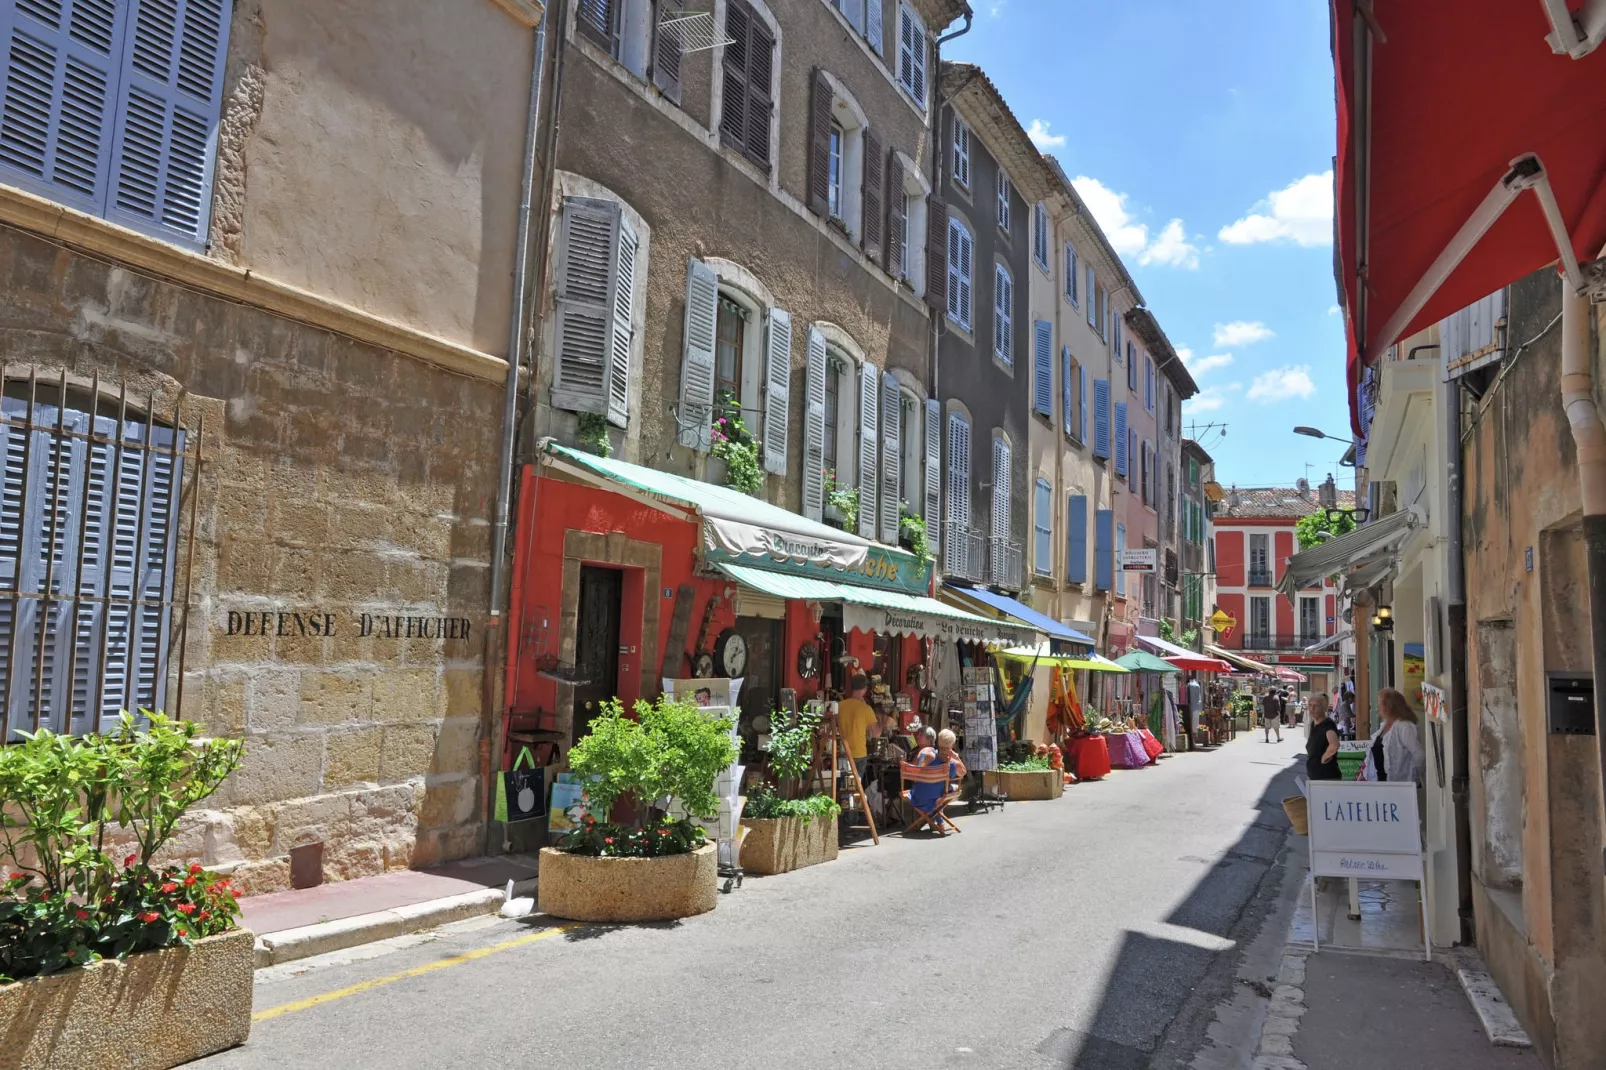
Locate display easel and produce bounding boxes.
[825,722,879,845]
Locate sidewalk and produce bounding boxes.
[241,854,539,968]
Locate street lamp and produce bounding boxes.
[1293,425,1356,445]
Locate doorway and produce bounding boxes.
[733,616,781,735]
[573,566,623,746]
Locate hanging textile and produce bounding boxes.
[991,650,1039,738]
[1047,666,1085,736]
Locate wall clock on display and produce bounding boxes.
[796,640,821,680]
[691,652,715,678]
[712,628,747,678]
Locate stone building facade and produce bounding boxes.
[0,0,546,893]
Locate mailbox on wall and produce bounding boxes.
[1546,673,1595,735]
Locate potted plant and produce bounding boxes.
[823,468,858,530]
[0,714,251,1070]
[982,747,1063,801]
[575,411,612,457]
[538,695,738,923]
[711,392,764,496]
[739,705,840,875]
[898,507,930,559]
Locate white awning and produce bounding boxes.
[1277,509,1422,597]
[1305,629,1353,653]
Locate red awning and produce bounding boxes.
[1164,654,1235,674]
[1334,0,1606,434]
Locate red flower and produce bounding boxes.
[184,876,197,887]
[138,911,159,923]
[65,949,76,958]
[176,928,188,938]
[189,862,204,875]
[124,854,137,868]
[74,909,89,920]
[177,903,196,915]
[603,837,614,845]
[199,911,211,922]
[6,872,24,883]
[161,882,177,894]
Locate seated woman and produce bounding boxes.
[902,729,967,834]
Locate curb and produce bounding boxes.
[251,879,538,968]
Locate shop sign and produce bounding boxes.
[1306,782,1423,881]
[224,610,473,641]
[1120,548,1158,573]
[841,604,1029,647]
[1208,610,1237,632]
[703,517,931,595]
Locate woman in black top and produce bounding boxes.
[1305,693,1341,780]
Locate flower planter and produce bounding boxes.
[982,769,1063,801]
[0,928,254,1070]
[537,842,718,922]
[739,815,839,875]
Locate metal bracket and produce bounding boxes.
[659,10,732,55]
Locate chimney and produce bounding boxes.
[1295,477,1310,497]
[1319,474,1338,510]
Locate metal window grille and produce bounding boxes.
[1,370,201,741]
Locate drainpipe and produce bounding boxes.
[1443,370,1474,943]
[482,8,549,849]
[1560,282,1606,872]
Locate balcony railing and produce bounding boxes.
[944,521,986,583]
[1241,633,1330,652]
[987,536,1023,591]
[1247,567,1275,587]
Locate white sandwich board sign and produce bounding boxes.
[1305,780,1429,958]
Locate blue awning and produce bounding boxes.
[941,584,1096,647]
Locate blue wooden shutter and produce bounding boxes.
[1115,523,1126,596]
[1067,493,1087,584]
[107,0,231,247]
[1033,478,1050,575]
[0,0,128,214]
[1092,379,1110,458]
[1060,346,1072,435]
[1079,365,1088,444]
[1032,320,1052,417]
[1113,401,1128,476]
[1094,508,1113,591]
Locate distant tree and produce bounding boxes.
[1295,510,1356,551]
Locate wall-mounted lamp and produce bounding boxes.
[1371,605,1394,630]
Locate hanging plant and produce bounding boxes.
[823,467,858,530]
[899,507,929,559]
[711,390,764,496]
[576,412,612,457]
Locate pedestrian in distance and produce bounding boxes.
[1260,688,1282,742]
[1305,693,1342,780]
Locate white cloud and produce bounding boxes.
[1185,352,1235,376]
[1184,383,1242,414]
[1327,305,1341,316]
[1218,171,1334,248]
[988,0,1007,16]
[1138,219,1200,270]
[1212,320,1275,347]
[1246,365,1317,402]
[1026,120,1065,149]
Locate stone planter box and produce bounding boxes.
[983,769,1063,801]
[0,928,254,1070]
[739,815,839,875]
[537,842,717,922]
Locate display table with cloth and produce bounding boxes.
[1065,734,1111,780]
[1107,731,1152,769]
[1136,729,1165,761]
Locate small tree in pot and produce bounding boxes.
[740,705,840,875]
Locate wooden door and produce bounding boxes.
[733,616,780,731]
[573,566,622,745]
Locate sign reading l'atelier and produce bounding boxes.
[224,610,473,641]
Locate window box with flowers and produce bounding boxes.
[711,391,764,496]
[0,715,253,1070]
[538,695,738,923]
[822,467,859,530]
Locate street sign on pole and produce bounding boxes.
[1121,548,1158,573]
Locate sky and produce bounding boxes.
[946,0,1352,490]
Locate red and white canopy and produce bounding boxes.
[1136,634,1235,674]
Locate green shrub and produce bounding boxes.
[997,755,1052,773]
[743,789,840,824]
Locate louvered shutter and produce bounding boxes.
[677,258,719,450]
[116,419,181,728]
[651,0,682,101]
[744,18,774,168]
[807,67,832,217]
[1079,364,1088,443]
[843,0,864,35]
[1067,494,1088,584]
[947,221,972,329]
[801,326,827,519]
[991,437,1010,541]
[1113,402,1128,477]
[606,217,638,428]
[865,0,884,55]
[885,150,904,276]
[945,415,970,573]
[923,397,940,551]
[1032,320,1052,417]
[0,0,127,215]
[898,4,925,104]
[0,409,26,729]
[1128,428,1137,485]
[67,411,116,733]
[762,307,792,476]
[994,267,1011,360]
[925,194,947,314]
[862,127,883,261]
[1094,508,1113,591]
[1086,267,1097,327]
[719,1,749,151]
[576,0,617,51]
[552,197,620,417]
[879,372,900,544]
[1092,379,1110,458]
[1114,523,1126,596]
[105,0,230,247]
[856,362,878,540]
[1061,348,1073,436]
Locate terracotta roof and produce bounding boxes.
[915,0,971,31]
[940,63,1056,204]
[1214,486,1357,519]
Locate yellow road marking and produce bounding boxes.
[252,924,577,1023]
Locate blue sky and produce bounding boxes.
[946,0,1353,489]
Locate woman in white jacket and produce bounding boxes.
[1370,687,1425,784]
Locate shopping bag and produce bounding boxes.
[495,746,546,824]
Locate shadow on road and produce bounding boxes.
[1051,749,1303,1069]
[512,916,685,942]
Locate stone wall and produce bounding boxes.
[0,223,500,895]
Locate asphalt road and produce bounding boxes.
[202,732,1309,1070]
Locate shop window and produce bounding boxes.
[1,386,188,739]
[0,0,232,251]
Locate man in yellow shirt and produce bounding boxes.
[836,674,879,782]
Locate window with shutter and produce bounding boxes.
[801,325,828,519]
[944,413,970,574]
[1094,508,1113,591]
[1113,401,1127,477]
[554,198,635,423]
[865,0,884,55]
[861,127,882,261]
[1145,356,1155,412]
[990,436,1009,540]
[1092,378,1110,458]
[896,3,925,106]
[1031,320,1052,417]
[923,396,940,548]
[1127,427,1137,484]
[1066,494,1088,584]
[995,170,1010,231]
[1064,243,1079,304]
[576,0,618,51]
[0,0,230,250]
[885,149,903,276]
[1085,266,1097,327]
[1060,346,1072,436]
[1032,203,1048,267]
[1033,478,1051,576]
[924,193,946,314]
[856,361,878,540]
[879,372,899,544]
[1127,342,1138,389]
[678,258,719,450]
[721,0,772,170]
[992,264,1011,362]
[761,307,792,475]
[807,68,833,216]
[1079,365,1088,444]
[950,116,969,187]
[946,216,972,330]
[651,0,683,101]
[1115,523,1126,596]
